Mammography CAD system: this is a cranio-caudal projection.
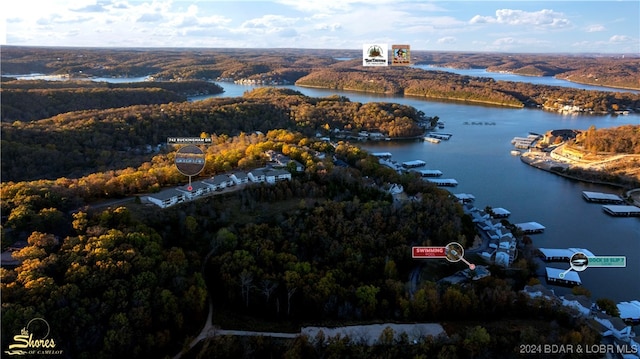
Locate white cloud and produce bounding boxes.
[315,23,342,31]
[487,37,552,51]
[137,13,164,23]
[609,35,631,43]
[493,37,515,46]
[276,0,394,13]
[437,36,456,44]
[470,9,571,29]
[572,37,638,53]
[469,15,492,24]
[586,24,605,32]
[242,15,298,29]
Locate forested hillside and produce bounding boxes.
[413,51,640,90]
[1,89,425,181]
[1,79,223,122]
[296,66,640,112]
[576,125,640,154]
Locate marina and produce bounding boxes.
[511,134,541,149]
[602,205,640,217]
[582,191,624,204]
[515,221,546,234]
[546,267,582,286]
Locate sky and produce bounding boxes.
[2,0,639,53]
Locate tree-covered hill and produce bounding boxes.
[295,66,640,112]
[1,79,223,122]
[1,89,427,181]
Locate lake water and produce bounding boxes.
[412,65,640,94]
[201,81,640,303]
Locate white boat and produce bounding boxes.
[510,150,521,156]
[424,137,441,144]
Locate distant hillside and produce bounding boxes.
[1,79,223,122]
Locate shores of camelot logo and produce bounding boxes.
[4,318,63,356]
[363,44,388,66]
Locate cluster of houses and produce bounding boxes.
[332,129,389,142]
[143,168,292,208]
[143,150,307,209]
[524,285,640,357]
[460,198,517,268]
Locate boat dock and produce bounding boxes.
[515,221,546,234]
[582,191,624,204]
[426,178,458,187]
[454,193,475,203]
[491,207,511,218]
[602,205,640,217]
[538,247,595,261]
[416,169,443,177]
[546,267,582,286]
[511,134,540,149]
[617,301,640,323]
[428,133,452,140]
[372,152,393,159]
[402,160,426,168]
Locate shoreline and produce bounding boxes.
[519,153,636,192]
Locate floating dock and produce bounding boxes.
[427,178,458,187]
[546,267,582,286]
[538,247,595,261]
[427,133,452,140]
[515,221,546,233]
[617,301,640,322]
[402,160,426,168]
[417,169,443,177]
[582,191,624,204]
[511,134,540,149]
[602,205,640,217]
[372,152,393,159]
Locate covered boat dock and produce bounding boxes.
[546,267,582,286]
[602,205,640,217]
[582,191,624,204]
[516,221,546,233]
[538,247,595,262]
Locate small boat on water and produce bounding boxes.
[510,150,521,156]
[437,121,445,129]
[424,137,441,144]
